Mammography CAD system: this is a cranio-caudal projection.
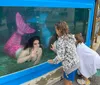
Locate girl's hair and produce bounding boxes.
[55,21,69,35]
[24,36,41,50]
[75,33,84,43]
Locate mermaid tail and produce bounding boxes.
[42,24,51,47]
[16,12,35,35]
[27,13,51,47]
[4,12,35,58]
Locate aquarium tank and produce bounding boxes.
[0,7,89,76]
[0,0,96,85]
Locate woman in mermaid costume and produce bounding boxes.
[4,12,42,64]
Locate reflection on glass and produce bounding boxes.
[0,7,89,76]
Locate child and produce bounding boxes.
[48,21,79,85]
[75,33,100,85]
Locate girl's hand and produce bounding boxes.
[47,59,54,64]
[50,44,55,51]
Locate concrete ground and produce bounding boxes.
[53,36,100,85]
[53,75,100,85]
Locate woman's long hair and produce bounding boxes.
[24,36,41,50]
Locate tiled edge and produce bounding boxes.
[21,67,63,85]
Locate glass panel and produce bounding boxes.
[0,7,89,76]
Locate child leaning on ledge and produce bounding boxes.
[75,33,100,85]
[48,21,79,85]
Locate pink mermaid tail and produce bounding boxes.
[4,12,35,58]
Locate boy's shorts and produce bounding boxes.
[63,70,77,82]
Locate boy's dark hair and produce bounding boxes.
[75,33,84,43]
[49,33,58,48]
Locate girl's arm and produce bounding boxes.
[52,35,76,64]
[53,40,66,64]
[50,41,57,53]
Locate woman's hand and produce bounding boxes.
[47,59,54,64]
[30,49,37,58]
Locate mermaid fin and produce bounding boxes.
[4,12,35,57]
[16,12,35,35]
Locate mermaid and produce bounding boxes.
[4,12,35,58]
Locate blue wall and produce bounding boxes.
[0,0,95,85]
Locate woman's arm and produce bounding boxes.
[17,55,31,63]
[33,48,42,65]
[17,49,31,63]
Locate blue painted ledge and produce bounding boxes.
[0,62,61,85]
